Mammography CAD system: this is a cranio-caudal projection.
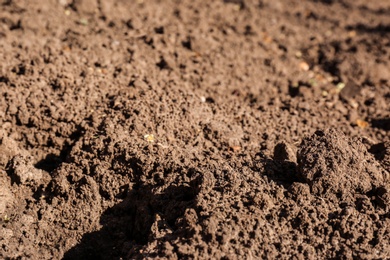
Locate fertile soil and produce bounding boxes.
[1,0,389,259]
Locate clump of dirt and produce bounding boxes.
[0,0,389,259]
[298,129,386,201]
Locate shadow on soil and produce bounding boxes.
[35,127,84,173]
[63,179,200,260]
[346,23,390,34]
[371,118,390,131]
[261,158,300,188]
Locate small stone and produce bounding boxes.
[356,119,369,129]
[144,134,155,143]
[299,61,310,71]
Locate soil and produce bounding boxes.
[0,0,389,259]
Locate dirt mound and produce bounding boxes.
[0,0,389,259]
[298,129,386,201]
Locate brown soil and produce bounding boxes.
[1,0,389,259]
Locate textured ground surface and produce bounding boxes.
[0,0,389,259]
